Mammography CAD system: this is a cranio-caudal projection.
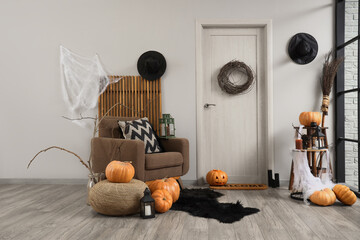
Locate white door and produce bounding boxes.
[197,26,267,184]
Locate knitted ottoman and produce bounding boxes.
[89,179,147,216]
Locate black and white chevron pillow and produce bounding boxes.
[118,118,162,154]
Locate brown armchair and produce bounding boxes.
[91,116,189,182]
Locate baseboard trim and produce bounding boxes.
[184,179,290,188]
[182,180,198,186]
[0,178,88,185]
[1,178,264,187]
[1,178,198,186]
[280,179,289,187]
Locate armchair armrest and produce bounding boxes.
[91,137,146,180]
[159,138,189,175]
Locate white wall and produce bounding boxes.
[0,0,334,182]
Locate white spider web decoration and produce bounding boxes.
[292,149,335,204]
[60,46,120,126]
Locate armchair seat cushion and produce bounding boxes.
[145,152,183,170]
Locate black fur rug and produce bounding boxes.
[171,188,260,224]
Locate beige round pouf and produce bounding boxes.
[89,179,147,216]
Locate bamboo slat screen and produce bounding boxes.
[98,76,162,133]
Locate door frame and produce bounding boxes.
[195,19,274,182]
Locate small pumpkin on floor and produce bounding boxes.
[148,178,180,203]
[206,169,228,186]
[152,189,173,213]
[309,188,336,206]
[333,184,357,206]
[105,160,135,183]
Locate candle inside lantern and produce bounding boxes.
[145,205,151,216]
[160,121,166,137]
[169,123,175,135]
[140,188,155,219]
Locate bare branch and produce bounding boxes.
[95,102,143,133]
[62,115,97,121]
[27,146,92,174]
[95,100,154,134]
[292,124,304,137]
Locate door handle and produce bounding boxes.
[204,103,216,108]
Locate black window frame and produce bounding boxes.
[335,0,360,196]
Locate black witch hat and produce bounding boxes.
[137,51,167,81]
[288,33,318,65]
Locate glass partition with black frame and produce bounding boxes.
[335,0,360,196]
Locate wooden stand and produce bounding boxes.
[288,149,329,191]
[288,126,332,191]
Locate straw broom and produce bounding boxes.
[320,52,343,127]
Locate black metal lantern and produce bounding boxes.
[140,188,155,219]
[310,122,326,149]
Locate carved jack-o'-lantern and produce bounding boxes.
[206,169,228,186]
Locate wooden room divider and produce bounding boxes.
[98,76,162,133]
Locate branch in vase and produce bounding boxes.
[27,146,93,174]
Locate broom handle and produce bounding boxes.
[321,95,329,128]
[321,111,329,148]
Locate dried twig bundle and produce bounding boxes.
[321,52,344,115]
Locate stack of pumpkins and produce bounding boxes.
[147,178,180,213]
[310,184,357,206]
[89,160,146,216]
[105,161,180,214]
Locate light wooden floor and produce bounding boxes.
[0,184,360,240]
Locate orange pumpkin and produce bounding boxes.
[333,184,357,206]
[309,188,336,206]
[206,169,228,186]
[148,178,180,203]
[105,161,135,183]
[325,188,336,203]
[299,112,322,127]
[152,189,173,213]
